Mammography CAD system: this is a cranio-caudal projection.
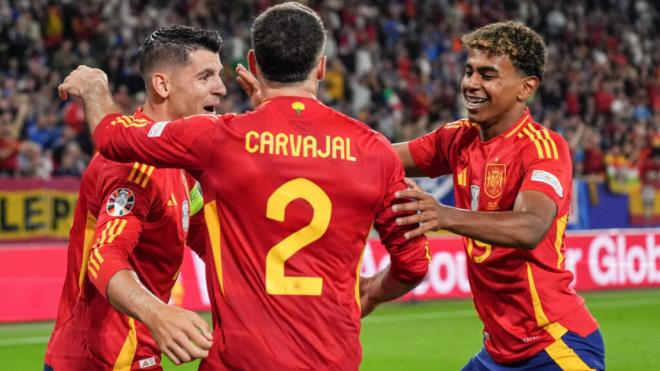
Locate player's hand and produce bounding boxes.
[393,178,449,239]
[58,65,109,101]
[236,63,262,108]
[144,304,213,365]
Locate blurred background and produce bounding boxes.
[0,0,659,370]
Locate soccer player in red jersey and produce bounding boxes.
[59,3,430,370]
[392,22,605,370]
[45,26,228,370]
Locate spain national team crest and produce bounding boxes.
[484,163,506,199]
[106,188,135,216]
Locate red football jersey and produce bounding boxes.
[45,111,199,371]
[93,96,430,370]
[409,109,599,363]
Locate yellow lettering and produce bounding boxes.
[290,134,302,156]
[303,136,317,158]
[317,136,331,158]
[275,133,289,156]
[260,131,274,155]
[346,138,356,161]
[246,131,259,153]
[332,136,345,160]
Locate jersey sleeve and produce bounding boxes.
[185,174,208,259]
[519,133,572,210]
[86,166,157,298]
[407,124,462,178]
[373,144,430,284]
[93,113,223,176]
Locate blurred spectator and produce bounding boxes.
[17,140,52,179]
[0,0,657,183]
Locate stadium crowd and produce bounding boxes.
[0,0,658,193]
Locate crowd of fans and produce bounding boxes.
[0,0,658,202]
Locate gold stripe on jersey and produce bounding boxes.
[89,255,101,271]
[127,163,155,188]
[527,124,559,160]
[504,116,530,138]
[545,338,595,370]
[78,212,98,291]
[140,166,155,188]
[457,167,467,187]
[442,119,464,129]
[113,317,138,371]
[132,164,148,185]
[554,215,569,268]
[88,264,98,279]
[355,245,367,309]
[521,128,546,159]
[526,261,591,365]
[542,129,560,160]
[93,248,105,264]
[527,124,553,159]
[111,115,150,128]
[127,162,140,182]
[204,201,225,296]
[107,219,127,243]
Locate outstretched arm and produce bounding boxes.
[394,179,556,249]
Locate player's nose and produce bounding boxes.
[212,76,227,97]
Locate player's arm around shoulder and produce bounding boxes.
[360,143,430,317]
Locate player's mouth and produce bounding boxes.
[464,95,488,110]
[203,105,217,114]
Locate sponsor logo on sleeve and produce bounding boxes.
[148,121,169,137]
[138,356,157,369]
[106,188,135,216]
[531,170,563,198]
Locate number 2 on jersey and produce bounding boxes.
[266,178,331,296]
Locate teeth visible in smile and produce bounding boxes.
[466,97,487,104]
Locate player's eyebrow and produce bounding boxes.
[196,68,218,78]
[465,63,500,75]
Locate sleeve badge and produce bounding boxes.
[106,188,136,216]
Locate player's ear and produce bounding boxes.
[517,75,539,102]
[316,55,326,81]
[247,50,258,76]
[151,72,170,99]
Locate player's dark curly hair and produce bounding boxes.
[137,25,223,78]
[251,2,326,84]
[462,21,546,81]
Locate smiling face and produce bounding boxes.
[462,48,536,135]
[166,49,226,118]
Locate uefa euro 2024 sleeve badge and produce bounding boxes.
[106,188,136,217]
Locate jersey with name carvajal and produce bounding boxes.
[93,96,430,370]
[408,109,598,364]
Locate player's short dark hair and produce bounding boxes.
[137,25,223,79]
[462,21,546,81]
[251,2,326,84]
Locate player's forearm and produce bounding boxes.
[362,266,417,304]
[394,142,427,177]
[106,269,168,326]
[80,81,122,133]
[442,207,550,249]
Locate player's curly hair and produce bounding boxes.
[462,21,546,81]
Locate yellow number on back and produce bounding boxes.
[265,178,331,296]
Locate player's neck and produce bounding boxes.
[479,105,527,141]
[260,79,318,101]
[141,100,171,122]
